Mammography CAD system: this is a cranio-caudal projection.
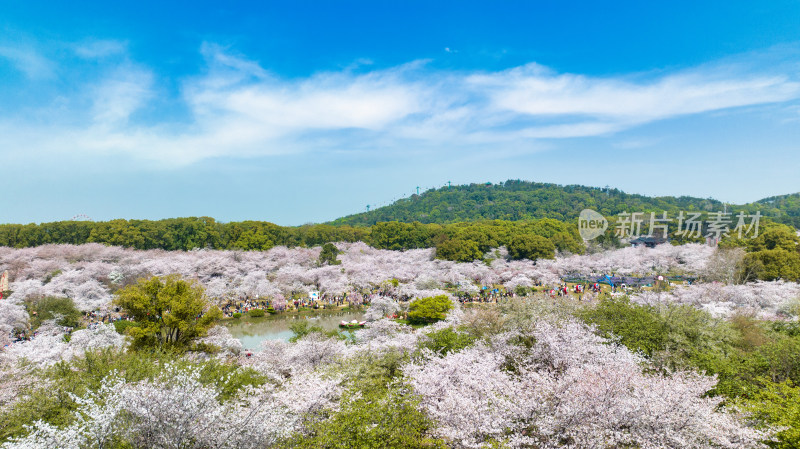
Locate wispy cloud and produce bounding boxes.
[91,66,154,125]
[1,43,798,166]
[74,39,128,59]
[472,62,798,124]
[0,45,54,79]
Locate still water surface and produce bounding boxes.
[225,310,365,350]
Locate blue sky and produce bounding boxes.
[2,1,799,225]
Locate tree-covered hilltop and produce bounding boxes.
[329,180,800,228]
[752,192,800,228]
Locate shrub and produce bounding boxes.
[232,312,242,319]
[578,297,667,358]
[286,351,445,449]
[113,320,140,335]
[514,285,530,296]
[418,327,477,356]
[407,295,453,325]
[26,297,82,329]
[247,309,266,318]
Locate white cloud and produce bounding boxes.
[0,46,54,78]
[74,40,128,59]
[1,44,799,166]
[473,62,799,124]
[91,66,154,125]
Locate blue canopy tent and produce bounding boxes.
[595,275,624,287]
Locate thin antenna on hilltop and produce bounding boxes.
[447,181,451,190]
[416,186,420,195]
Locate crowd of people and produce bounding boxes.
[219,287,422,318]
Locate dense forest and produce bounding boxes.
[0,218,366,252]
[330,180,800,228]
[0,217,584,262]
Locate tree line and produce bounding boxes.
[0,218,367,251]
[369,218,583,261]
[0,216,584,262]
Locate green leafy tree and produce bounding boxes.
[319,242,342,265]
[749,226,800,252]
[739,379,800,448]
[579,297,669,358]
[418,327,477,356]
[435,238,482,262]
[113,275,222,349]
[407,295,453,325]
[506,234,556,261]
[368,221,436,250]
[743,249,800,281]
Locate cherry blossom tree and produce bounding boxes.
[243,333,349,382]
[1,323,126,367]
[632,280,800,319]
[405,343,524,447]
[363,296,400,321]
[348,318,419,354]
[69,323,127,352]
[1,334,70,367]
[197,325,242,357]
[0,301,28,344]
[405,319,768,448]
[0,364,38,415]
[3,362,344,449]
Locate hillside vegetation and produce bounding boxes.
[330,180,800,228]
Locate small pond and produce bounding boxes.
[224,310,365,350]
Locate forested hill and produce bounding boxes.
[753,193,800,228]
[330,180,800,228]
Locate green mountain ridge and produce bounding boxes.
[330,180,800,228]
[0,181,796,253]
